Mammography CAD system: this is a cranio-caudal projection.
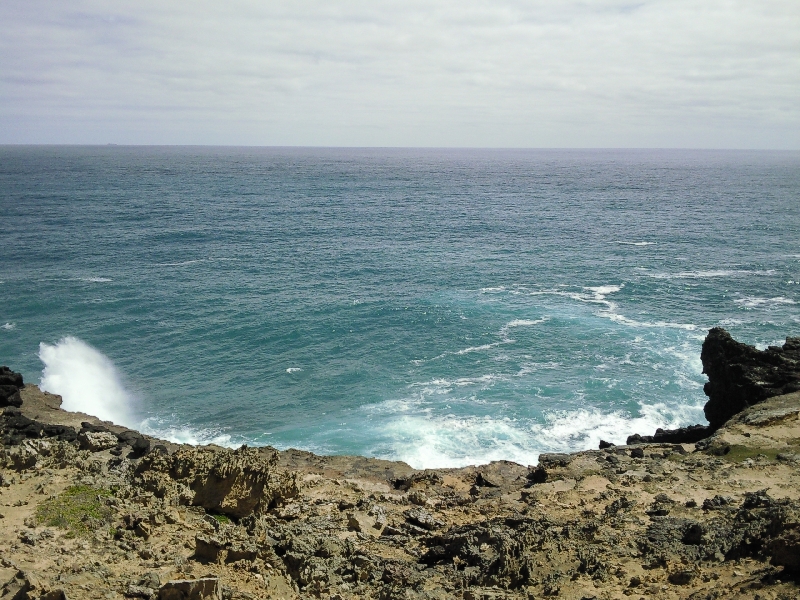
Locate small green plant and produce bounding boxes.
[37,485,114,536]
[211,513,232,525]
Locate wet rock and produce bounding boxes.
[158,577,221,600]
[652,424,711,444]
[701,328,800,429]
[598,440,614,449]
[626,433,654,444]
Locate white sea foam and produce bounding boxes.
[605,312,698,331]
[370,399,705,469]
[614,241,655,246]
[733,296,796,309]
[499,318,548,339]
[376,414,540,469]
[80,277,113,283]
[718,318,746,326]
[156,260,204,267]
[649,269,777,280]
[586,284,623,299]
[407,374,504,392]
[454,343,502,356]
[38,336,136,427]
[286,367,303,373]
[755,340,788,351]
[528,285,702,332]
[415,317,547,364]
[139,417,236,447]
[530,400,704,455]
[1,323,15,330]
[480,286,506,293]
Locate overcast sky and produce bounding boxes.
[1,1,798,148]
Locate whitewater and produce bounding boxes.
[1,147,799,468]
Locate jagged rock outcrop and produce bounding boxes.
[701,327,800,429]
[628,328,800,444]
[136,444,298,518]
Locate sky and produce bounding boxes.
[1,0,799,148]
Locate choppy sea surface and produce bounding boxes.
[1,147,799,468]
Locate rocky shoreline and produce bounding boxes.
[1,329,799,599]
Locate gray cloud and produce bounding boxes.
[1,0,798,147]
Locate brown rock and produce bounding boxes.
[158,577,221,600]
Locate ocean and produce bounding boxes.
[1,146,798,468]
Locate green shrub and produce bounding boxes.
[37,485,115,536]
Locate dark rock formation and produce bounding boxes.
[0,366,24,408]
[627,328,800,444]
[652,424,711,444]
[701,327,800,429]
[0,408,78,445]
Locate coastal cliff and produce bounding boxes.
[1,330,799,600]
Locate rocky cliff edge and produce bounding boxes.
[1,330,799,600]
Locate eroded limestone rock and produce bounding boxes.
[136,444,298,518]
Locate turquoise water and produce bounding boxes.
[1,147,799,467]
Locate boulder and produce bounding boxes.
[0,570,31,599]
[115,430,151,458]
[701,328,800,429]
[404,508,443,531]
[158,577,220,600]
[78,429,118,452]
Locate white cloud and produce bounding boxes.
[1,0,798,147]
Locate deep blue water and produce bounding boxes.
[1,147,799,467]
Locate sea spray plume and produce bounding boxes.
[38,336,136,426]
